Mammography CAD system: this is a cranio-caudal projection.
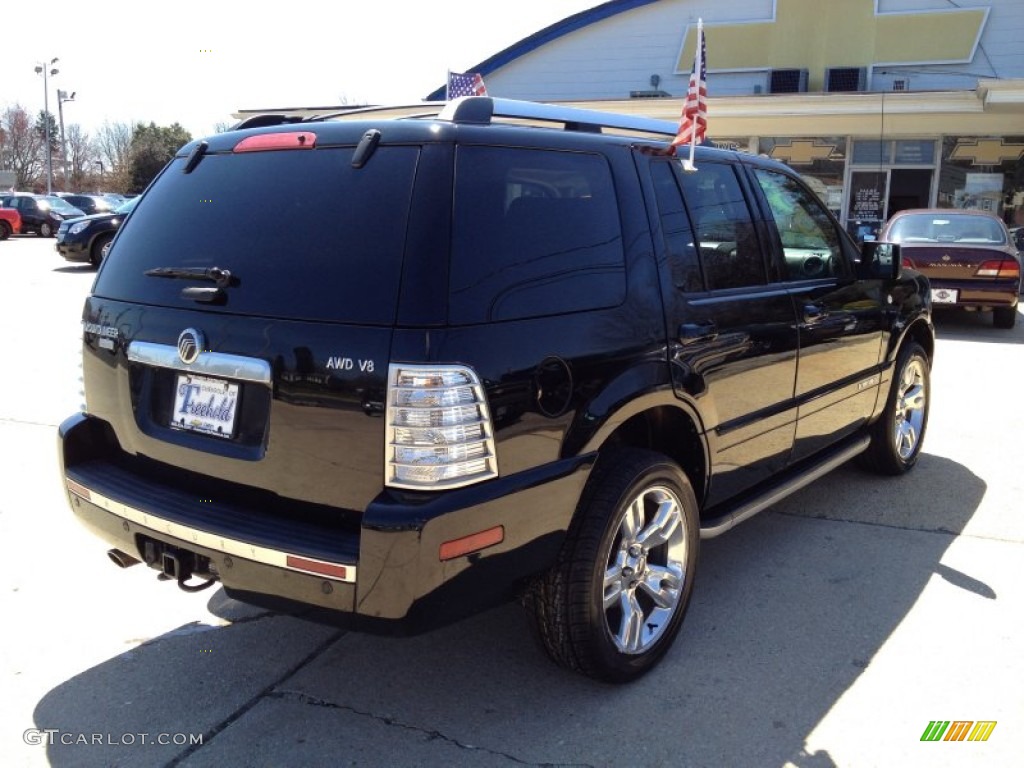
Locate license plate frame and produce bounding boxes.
[930,288,959,305]
[171,373,240,440]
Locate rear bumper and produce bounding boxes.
[927,278,1019,310]
[59,412,591,633]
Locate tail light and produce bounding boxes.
[385,364,498,489]
[976,260,1020,279]
[901,257,915,270]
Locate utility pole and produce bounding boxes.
[34,57,59,196]
[58,90,76,189]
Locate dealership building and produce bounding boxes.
[239,0,1024,239]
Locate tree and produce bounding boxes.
[2,105,44,189]
[35,110,61,172]
[95,121,133,175]
[65,124,96,192]
[127,122,192,193]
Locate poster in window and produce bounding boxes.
[846,172,887,241]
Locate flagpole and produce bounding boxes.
[686,19,703,171]
[446,70,451,102]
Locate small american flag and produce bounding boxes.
[447,71,488,99]
[671,20,707,155]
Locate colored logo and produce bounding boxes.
[921,720,996,742]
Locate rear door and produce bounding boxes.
[747,166,885,462]
[86,137,422,512]
[647,156,799,506]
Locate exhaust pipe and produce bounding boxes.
[107,549,141,569]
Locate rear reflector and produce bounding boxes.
[976,260,1020,279]
[66,479,91,501]
[439,526,505,561]
[285,555,349,580]
[234,132,316,153]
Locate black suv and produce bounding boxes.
[59,193,120,216]
[59,98,933,682]
[56,196,137,266]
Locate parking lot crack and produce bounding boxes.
[270,689,594,767]
[163,629,345,766]
[773,509,1017,542]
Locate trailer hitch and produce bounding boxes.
[143,540,217,593]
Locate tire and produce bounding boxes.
[993,306,1017,329]
[0,221,10,240]
[90,233,113,267]
[525,448,699,683]
[39,221,54,238]
[860,341,930,475]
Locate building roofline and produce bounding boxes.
[423,0,662,101]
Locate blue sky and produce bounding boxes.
[4,0,603,139]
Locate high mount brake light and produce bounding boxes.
[233,132,317,153]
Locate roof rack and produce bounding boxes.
[233,98,678,139]
[305,103,448,122]
[438,97,678,137]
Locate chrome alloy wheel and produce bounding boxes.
[603,485,688,654]
[893,358,927,460]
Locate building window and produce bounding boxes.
[939,136,1024,226]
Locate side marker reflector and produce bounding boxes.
[439,526,505,561]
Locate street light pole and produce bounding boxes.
[34,57,59,196]
[58,89,76,189]
[95,160,104,194]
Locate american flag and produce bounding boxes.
[447,71,488,99]
[671,21,707,153]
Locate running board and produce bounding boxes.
[699,435,871,539]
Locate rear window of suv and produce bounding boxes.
[92,146,419,324]
[449,146,626,324]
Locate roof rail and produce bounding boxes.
[306,103,447,122]
[438,97,678,137]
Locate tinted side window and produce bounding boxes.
[450,146,625,324]
[678,163,765,290]
[650,160,703,292]
[753,168,848,281]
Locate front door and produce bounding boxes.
[750,167,885,463]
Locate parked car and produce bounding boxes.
[59,97,934,683]
[880,209,1020,328]
[0,194,85,237]
[59,194,120,216]
[0,206,21,239]
[56,197,137,266]
[1010,226,1024,254]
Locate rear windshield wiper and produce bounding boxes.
[144,266,235,288]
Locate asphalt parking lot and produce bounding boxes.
[2,233,1022,767]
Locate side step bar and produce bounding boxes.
[699,435,870,539]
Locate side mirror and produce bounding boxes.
[859,241,902,280]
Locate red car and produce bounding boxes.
[0,207,22,240]
[880,209,1020,328]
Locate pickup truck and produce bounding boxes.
[0,207,22,239]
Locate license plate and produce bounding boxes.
[931,288,959,304]
[171,373,239,439]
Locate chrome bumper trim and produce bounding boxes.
[66,479,356,583]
